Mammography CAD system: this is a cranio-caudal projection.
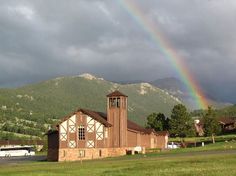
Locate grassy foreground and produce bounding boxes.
[170,134,236,143]
[1,150,236,176]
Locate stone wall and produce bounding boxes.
[57,147,127,162]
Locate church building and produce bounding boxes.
[47,91,168,161]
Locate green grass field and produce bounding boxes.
[147,140,236,155]
[1,141,236,176]
[0,152,235,176]
[170,134,236,143]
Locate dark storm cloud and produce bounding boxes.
[0,0,235,102]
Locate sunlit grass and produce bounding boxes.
[170,134,236,142]
[1,144,236,176]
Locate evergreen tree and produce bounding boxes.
[203,106,221,143]
[170,104,194,138]
[146,113,170,131]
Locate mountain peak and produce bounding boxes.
[78,73,104,81]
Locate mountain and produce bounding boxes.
[150,77,187,93]
[0,73,181,139]
[150,77,231,109]
[216,104,236,117]
[116,80,144,85]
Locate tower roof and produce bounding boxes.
[107,90,128,97]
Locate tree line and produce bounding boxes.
[146,104,221,142]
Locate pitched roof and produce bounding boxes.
[218,117,235,125]
[91,112,151,134]
[79,109,112,127]
[53,108,158,134]
[56,109,112,127]
[127,120,149,133]
[107,90,128,97]
[198,117,236,126]
[156,131,169,136]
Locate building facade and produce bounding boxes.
[47,91,168,161]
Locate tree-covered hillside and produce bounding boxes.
[0,74,180,139]
[216,105,236,117]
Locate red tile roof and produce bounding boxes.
[107,90,128,97]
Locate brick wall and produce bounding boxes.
[156,135,168,149]
[127,130,137,147]
[140,134,151,148]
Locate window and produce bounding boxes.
[109,98,112,107]
[117,98,120,107]
[78,125,85,140]
[109,98,117,107]
[109,98,121,108]
[78,150,85,158]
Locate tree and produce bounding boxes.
[169,104,195,139]
[203,106,221,143]
[146,113,170,131]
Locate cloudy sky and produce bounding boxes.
[0,0,236,103]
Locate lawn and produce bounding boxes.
[165,140,236,154]
[170,134,236,143]
[1,146,236,176]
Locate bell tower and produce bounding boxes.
[107,90,128,148]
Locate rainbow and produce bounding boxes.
[117,0,208,109]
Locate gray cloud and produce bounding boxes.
[0,0,235,102]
